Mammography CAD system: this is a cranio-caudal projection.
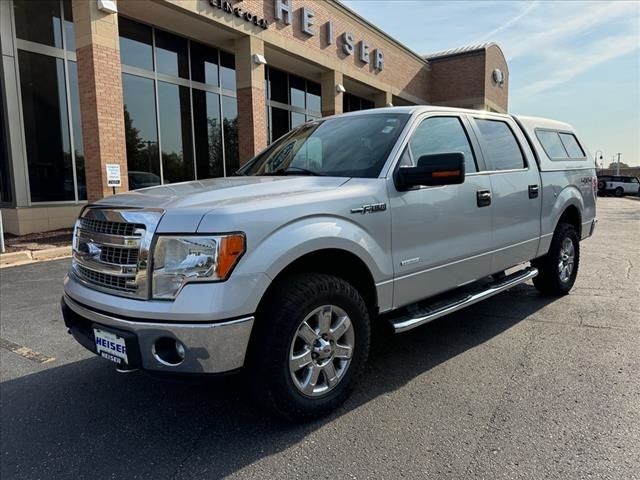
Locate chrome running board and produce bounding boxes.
[390,267,538,333]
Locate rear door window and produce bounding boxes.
[558,133,585,158]
[474,119,525,171]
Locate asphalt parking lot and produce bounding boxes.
[1,197,638,479]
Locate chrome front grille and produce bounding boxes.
[76,265,136,292]
[80,217,144,236]
[71,208,163,299]
[100,245,139,266]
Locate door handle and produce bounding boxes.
[528,184,539,199]
[477,189,492,207]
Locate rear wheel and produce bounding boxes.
[532,222,580,296]
[614,187,624,197]
[248,273,370,421]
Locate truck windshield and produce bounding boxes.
[237,113,410,178]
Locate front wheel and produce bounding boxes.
[532,222,580,295]
[248,273,370,421]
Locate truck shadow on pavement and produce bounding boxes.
[1,284,556,479]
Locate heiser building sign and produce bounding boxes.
[208,0,385,71]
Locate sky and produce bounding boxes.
[343,0,640,167]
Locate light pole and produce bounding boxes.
[594,150,603,172]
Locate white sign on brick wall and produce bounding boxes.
[105,164,121,187]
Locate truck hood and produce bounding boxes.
[95,176,351,232]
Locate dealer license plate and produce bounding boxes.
[94,328,128,365]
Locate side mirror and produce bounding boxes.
[395,152,466,191]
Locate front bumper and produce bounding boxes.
[61,294,254,374]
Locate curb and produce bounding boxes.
[0,246,71,268]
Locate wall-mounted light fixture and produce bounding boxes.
[97,0,118,14]
[252,54,267,65]
[336,84,346,93]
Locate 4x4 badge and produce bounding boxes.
[350,203,387,214]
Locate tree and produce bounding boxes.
[608,161,630,170]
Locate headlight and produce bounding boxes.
[151,234,245,299]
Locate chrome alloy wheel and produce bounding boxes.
[289,305,355,397]
[558,237,575,283]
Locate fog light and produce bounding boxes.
[152,337,186,366]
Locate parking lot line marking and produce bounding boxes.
[0,337,55,364]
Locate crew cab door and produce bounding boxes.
[468,115,542,272]
[388,114,494,309]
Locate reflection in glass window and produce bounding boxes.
[306,82,321,114]
[559,133,585,158]
[14,0,63,49]
[193,90,223,179]
[190,41,219,86]
[62,0,75,52]
[119,17,153,71]
[67,61,86,199]
[536,130,568,159]
[122,74,160,188]
[158,82,194,183]
[222,96,239,174]
[155,29,189,79]
[291,112,306,129]
[290,75,305,109]
[407,117,477,173]
[220,51,236,91]
[18,51,74,201]
[474,119,525,171]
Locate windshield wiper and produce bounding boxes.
[264,166,324,176]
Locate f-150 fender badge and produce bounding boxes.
[350,203,387,214]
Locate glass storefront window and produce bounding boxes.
[290,75,305,109]
[122,74,161,189]
[67,61,86,200]
[267,68,288,104]
[220,51,236,91]
[193,90,223,179]
[18,50,74,201]
[119,18,237,183]
[265,67,322,142]
[155,30,189,79]
[306,82,321,114]
[222,96,239,174]
[14,0,63,49]
[62,0,75,52]
[119,17,154,71]
[158,82,194,183]
[343,93,375,113]
[191,41,219,86]
[0,86,12,203]
[291,112,305,129]
[270,107,289,142]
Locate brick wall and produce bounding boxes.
[427,52,486,108]
[76,44,128,200]
[73,0,128,201]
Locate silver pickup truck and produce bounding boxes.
[62,106,597,419]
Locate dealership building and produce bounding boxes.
[0,0,509,235]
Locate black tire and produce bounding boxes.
[247,273,370,421]
[532,222,580,296]
[614,187,624,197]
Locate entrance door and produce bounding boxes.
[389,115,494,309]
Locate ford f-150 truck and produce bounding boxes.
[62,106,597,420]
